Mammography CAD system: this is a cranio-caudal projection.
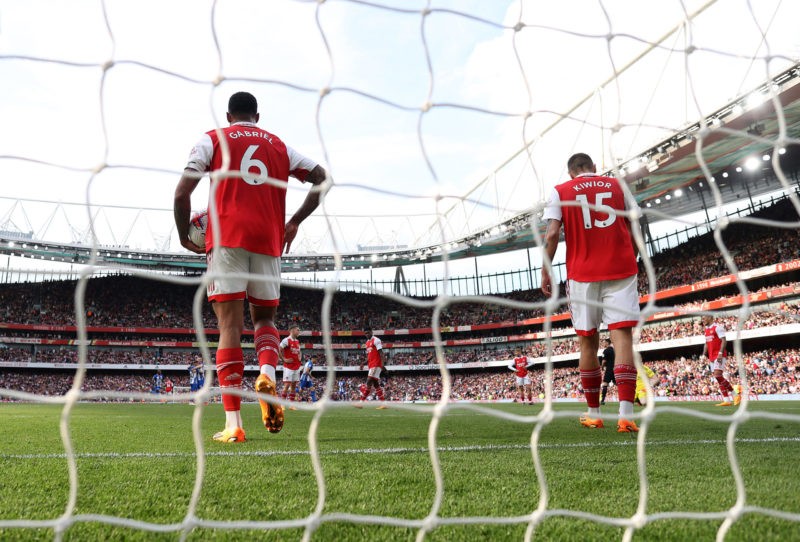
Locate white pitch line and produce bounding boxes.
[1,436,798,461]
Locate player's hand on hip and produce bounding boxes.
[284,221,298,253]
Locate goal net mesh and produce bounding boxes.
[1,0,799,540]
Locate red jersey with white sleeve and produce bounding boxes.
[511,356,531,378]
[280,336,302,371]
[542,174,638,282]
[704,323,726,359]
[185,122,318,256]
[365,337,384,369]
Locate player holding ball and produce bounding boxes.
[174,91,327,443]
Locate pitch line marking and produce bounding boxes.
[1,436,798,461]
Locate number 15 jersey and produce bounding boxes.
[542,173,638,282]
[185,121,318,256]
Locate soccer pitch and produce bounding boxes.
[1,401,798,541]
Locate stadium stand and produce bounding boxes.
[1,196,799,405]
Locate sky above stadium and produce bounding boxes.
[1,0,799,282]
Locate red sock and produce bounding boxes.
[580,368,602,408]
[254,325,279,370]
[375,386,385,401]
[715,375,733,396]
[216,348,244,412]
[614,364,637,403]
[289,392,296,401]
[359,383,368,400]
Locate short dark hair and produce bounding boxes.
[567,153,594,173]
[228,92,258,118]
[364,327,372,333]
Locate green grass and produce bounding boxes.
[0,401,798,541]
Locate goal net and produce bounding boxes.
[1,0,799,540]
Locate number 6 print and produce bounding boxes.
[240,145,269,185]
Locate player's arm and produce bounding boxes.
[718,335,727,360]
[174,169,204,254]
[278,337,288,364]
[377,344,385,368]
[541,218,562,296]
[626,220,640,259]
[624,194,641,259]
[284,164,327,254]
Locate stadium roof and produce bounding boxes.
[1,65,799,274]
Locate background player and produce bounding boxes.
[701,314,739,406]
[357,327,387,408]
[187,358,201,404]
[152,369,164,394]
[174,91,327,443]
[541,152,640,433]
[297,356,317,403]
[508,347,535,404]
[599,337,615,405]
[196,362,206,391]
[634,363,657,406]
[279,325,302,409]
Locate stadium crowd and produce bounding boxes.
[2,347,797,402]
[1,196,798,335]
[1,303,796,368]
[639,198,800,294]
[1,197,799,404]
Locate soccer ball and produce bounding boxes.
[188,210,208,250]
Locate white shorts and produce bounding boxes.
[711,358,727,372]
[282,367,301,382]
[516,376,531,387]
[567,274,639,336]
[206,247,280,306]
[368,366,382,379]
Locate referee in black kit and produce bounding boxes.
[599,338,615,405]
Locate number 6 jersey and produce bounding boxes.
[185,121,318,256]
[542,173,638,282]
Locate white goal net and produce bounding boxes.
[1,1,800,541]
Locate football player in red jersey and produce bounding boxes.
[508,347,535,404]
[701,314,738,406]
[357,327,388,409]
[541,153,640,433]
[174,92,327,443]
[279,325,303,408]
